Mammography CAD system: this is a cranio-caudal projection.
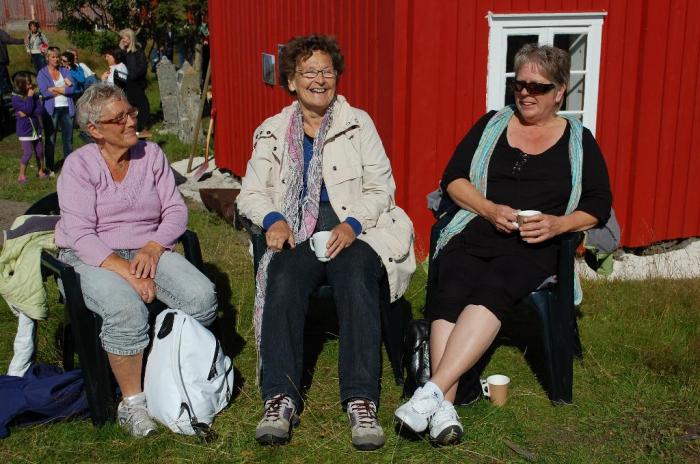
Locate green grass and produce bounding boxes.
[1,31,699,464]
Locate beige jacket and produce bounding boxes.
[237,95,415,301]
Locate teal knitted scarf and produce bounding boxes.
[435,105,584,304]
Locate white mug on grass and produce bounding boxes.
[480,374,511,406]
[309,231,332,262]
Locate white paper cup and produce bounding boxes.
[480,374,511,406]
[309,231,332,262]
[517,210,542,228]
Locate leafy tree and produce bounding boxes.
[55,0,208,66]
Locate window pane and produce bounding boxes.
[553,33,587,71]
[562,74,585,111]
[505,76,515,106]
[506,35,539,73]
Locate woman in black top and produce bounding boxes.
[395,44,612,446]
[119,28,151,138]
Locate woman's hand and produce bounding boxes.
[16,111,26,118]
[518,214,563,243]
[64,77,72,86]
[266,219,295,251]
[101,70,110,81]
[484,202,519,234]
[126,275,156,303]
[326,223,356,259]
[130,241,165,278]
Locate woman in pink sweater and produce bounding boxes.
[54,84,217,437]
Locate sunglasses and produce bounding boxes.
[510,79,556,95]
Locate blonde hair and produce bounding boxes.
[119,28,138,53]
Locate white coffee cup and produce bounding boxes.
[517,210,542,228]
[309,231,332,262]
[480,374,511,407]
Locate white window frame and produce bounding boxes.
[486,12,606,134]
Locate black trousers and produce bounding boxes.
[260,203,384,407]
[125,82,150,131]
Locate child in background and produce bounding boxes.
[11,71,47,183]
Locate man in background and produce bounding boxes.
[0,29,25,97]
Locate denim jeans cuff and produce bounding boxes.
[340,390,380,409]
[101,339,148,356]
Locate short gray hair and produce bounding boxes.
[513,44,571,88]
[76,83,128,131]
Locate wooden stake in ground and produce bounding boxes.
[186,60,212,174]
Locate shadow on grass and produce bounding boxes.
[205,262,246,402]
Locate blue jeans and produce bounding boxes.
[43,106,73,171]
[59,249,217,356]
[31,53,46,73]
[260,204,384,407]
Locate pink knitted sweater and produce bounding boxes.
[54,141,187,266]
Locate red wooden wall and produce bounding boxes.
[0,0,60,30]
[210,0,700,254]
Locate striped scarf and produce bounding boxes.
[435,105,584,304]
[253,100,336,351]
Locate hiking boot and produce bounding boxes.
[346,398,385,451]
[117,393,157,438]
[255,394,299,445]
[429,401,463,445]
[394,385,442,434]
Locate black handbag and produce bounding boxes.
[402,318,484,406]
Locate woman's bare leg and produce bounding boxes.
[107,352,143,397]
[430,319,459,402]
[430,305,501,397]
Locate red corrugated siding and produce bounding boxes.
[210,0,700,253]
[0,0,61,29]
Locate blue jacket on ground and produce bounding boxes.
[0,363,88,438]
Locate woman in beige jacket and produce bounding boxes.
[237,34,415,451]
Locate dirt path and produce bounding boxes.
[0,199,30,232]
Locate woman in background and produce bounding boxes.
[37,46,74,174]
[119,28,151,138]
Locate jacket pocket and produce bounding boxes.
[323,158,362,186]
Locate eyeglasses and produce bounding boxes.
[510,79,556,95]
[296,68,337,79]
[98,108,139,125]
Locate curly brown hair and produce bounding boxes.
[279,34,344,94]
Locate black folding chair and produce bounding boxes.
[27,192,205,425]
[419,210,583,404]
[238,211,411,386]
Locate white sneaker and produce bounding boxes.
[429,401,463,445]
[394,386,442,434]
[117,393,157,438]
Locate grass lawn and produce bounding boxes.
[1,31,699,464]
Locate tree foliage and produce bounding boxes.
[54,0,207,54]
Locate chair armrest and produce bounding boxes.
[40,250,71,279]
[556,232,581,305]
[236,210,267,275]
[178,230,204,272]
